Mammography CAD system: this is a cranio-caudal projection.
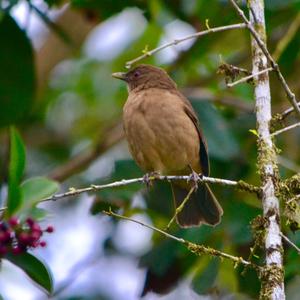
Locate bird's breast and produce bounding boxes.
[123,89,200,174]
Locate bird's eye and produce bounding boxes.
[133,71,140,78]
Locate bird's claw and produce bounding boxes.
[143,171,160,188]
[188,169,203,190]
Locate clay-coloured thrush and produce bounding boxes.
[112,64,223,227]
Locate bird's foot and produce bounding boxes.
[143,171,160,188]
[188,167,203,190]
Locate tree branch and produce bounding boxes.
[237,0,285,298]
[125,23,247,68]
[166,185,196,230]
[38,174,259,204]
[229,0,300,119]
[280,233,300,255]
[103,209,260,269]
[226,67,273,88]
[271,122,300,137]
[280,102,300,120]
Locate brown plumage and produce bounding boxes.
[112,64,223,227]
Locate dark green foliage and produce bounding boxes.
[0,15,35,127]
[7,127,26,216]
[6,252,53,293]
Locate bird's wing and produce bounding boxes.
[180,95,210,176]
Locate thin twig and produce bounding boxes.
[103,210,259,269]
[227,67,273,88]
[280,102,300,120]
[280,232,300,255]
[229,0,300,119]
[125,23,247,68]
[166,185,196,230]
[271,122,300,137]
[103,209,186,243]
[0,174,259,212]
[40,174,239,202]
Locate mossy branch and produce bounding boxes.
[103,209,260,271]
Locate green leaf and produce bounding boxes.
[249,129,259,137]
[24,207,49,220]
[192,259,219,295]
[7,127,26,217]
[20,177,59,209]
[0,14,35,127]
[6,252,53,294]
[9,127,25,182]
[191,101,239,160]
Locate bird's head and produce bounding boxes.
[112,64,177,92]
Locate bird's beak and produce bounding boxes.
[112,72,127,81]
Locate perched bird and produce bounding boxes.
[112,64,223,227]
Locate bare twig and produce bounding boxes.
[103,210,259,269]
[125,23,247,68]
[40,174,243,203]
[103,209,186,243]
[227,67,273,88]
[229,0,300,119]
[166,186,196,230]
[280,102,300,120]
[0,174,259,212]
[280,233,300,255]
[271,122,300,137]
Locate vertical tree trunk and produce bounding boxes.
[249,1,285,299]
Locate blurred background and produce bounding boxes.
[0,0,300,299]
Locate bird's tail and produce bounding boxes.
[171,182,223,227]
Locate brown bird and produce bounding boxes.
[112,64,223,227]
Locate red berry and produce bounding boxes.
[32,241,39,248]
[26,218,34,227]
[45,226,54,233]
[0,231,11,243]
[30,231,42,243]
[12,246,23,255]
[40,241,47,247]
[8,217,19,227]
[18,232,30,245]
[31,223,41,232]
[0,246,8,255]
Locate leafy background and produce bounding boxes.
[0,0,300,299]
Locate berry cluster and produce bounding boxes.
[0,217,54,257]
